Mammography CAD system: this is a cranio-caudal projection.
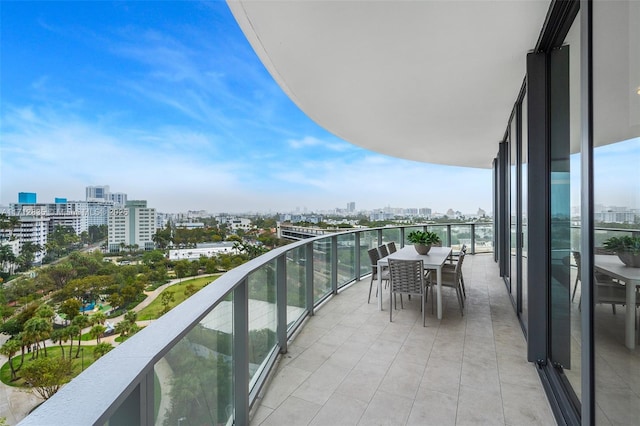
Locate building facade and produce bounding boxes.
[107,200,157,252]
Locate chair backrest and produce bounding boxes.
[593,273,625,304]
[460,244,467,254]
[388,258,424,295]
[387,242,397,253]
[454,252,466,279]
[368,247,380,269]
[378,244,389,258]
[572,251,581,280]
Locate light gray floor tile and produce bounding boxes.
[501,382,555,426]
[357,390,413,426]
[379,359,425,399]
[309,393,368,426]
[456,384,504,426]
[258,396,321,426]
[292,362,351,405]
[335,367,386,403]
[260,364,312,409]
[408,389,458,426]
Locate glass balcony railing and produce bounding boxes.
[18,223,493,426]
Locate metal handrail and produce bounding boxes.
[18,223,493,425]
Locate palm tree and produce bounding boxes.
[90,324,106,344]
[0,244,17,274]
[93,342,113,360]
[72,315,89,358]
[91,312,106,326]
[50,328,69,359]
[0,339,22,381]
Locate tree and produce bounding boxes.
[0,339,22,381]
[0,244,17,275]
[90,324,106,344]
[23,316,52,359]
[173,260,190,279]
[233,241,267,259]
[93,342,113,359]
[91,312,106,326]
[46,262,77,290]
[160,291,175,315]
[17,242,43,270]
[184,283,197,298]
[88,225,108,243]
[58,299,82,325]
[79,231,90,245]
[50,328,70,360]
[124,310,137,324]
[21,356,73,400]
[71,315,89,358]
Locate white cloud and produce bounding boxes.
[287,136,352,152]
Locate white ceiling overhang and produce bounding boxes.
[228,1,551,169]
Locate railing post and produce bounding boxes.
[471,223,476,255]
[447,225,452,247]
[377,229,383,247]
[400,227,406,248]
[276,255,287,354]
[331,235,338,294]
[306,243,315,315]
[355,232,361,280]
[142,369,154,425]
[233,279,249,426]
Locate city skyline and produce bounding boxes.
[0,1,494,215]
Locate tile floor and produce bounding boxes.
[250,254,556,425]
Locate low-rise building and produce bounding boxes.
[168,242,238,261]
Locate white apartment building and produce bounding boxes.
[9,201,89,234]
[107,200,157,252]
[216,216,253,232]
[0,214,49,264]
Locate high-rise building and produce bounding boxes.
[86,185,110,201]
[9,200,89,235]
[107,200,157,252]
[347,201,356,212]
[109,192,127,207]
[0,213,49,264]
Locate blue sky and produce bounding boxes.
[1,1,499,215]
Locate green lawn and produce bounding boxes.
[137,275,219,321]
[1,345,98,387]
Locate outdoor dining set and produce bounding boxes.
[367,241,467,326]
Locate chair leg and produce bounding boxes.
[368,277,374,303]
[571,276,579,302]
[460,272,466,298]
[390,289,393,322]
[612,304,616,315]
[456,288,464,316]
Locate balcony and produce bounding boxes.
[19,224,553,426]
[250,253,554,425]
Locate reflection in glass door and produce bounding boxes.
[510,119,518,304]
[521,94,528,330]
[548,13,581,404]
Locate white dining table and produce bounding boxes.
[594,254,640,349]
[377,245,452,319]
